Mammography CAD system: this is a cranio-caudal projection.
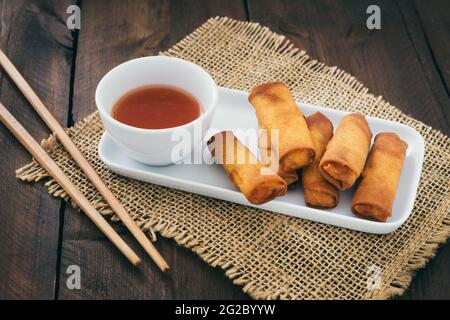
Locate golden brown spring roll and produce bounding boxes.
[258,131,298,186]
[319,113,372,190]
[352,133,407,222]
[208,131,287,205]
[278,168,298,186]
[248,82,315,173]
[302,112,340,208]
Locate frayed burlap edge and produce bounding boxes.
[16,17,450,300]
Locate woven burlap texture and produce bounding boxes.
[16,17,450,300]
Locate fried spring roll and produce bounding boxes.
[248,82,315,173]
[258,131,298,186]
[302,112,340,208]
[278,167,298,186]
[208,131,287,205]
[319,113,372,190]
[352,133,407,222]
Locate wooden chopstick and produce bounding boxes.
[0,102,141,266]
[0,49,169,272]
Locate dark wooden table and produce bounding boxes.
[0,0,448,300]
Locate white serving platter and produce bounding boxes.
[98,87,425,234]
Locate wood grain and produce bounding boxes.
[414,0,450,91]
[0,0,74,299]
[247,0,450,135]
[0,102,141,267]
[396,0,450,133]
[0,0,448,299]
[0,47,168,271]
[58,0,248,300]
[247,0,450,299]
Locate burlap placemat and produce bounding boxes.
[16,17,449,300]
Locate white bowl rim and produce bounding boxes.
[95,56,218,135]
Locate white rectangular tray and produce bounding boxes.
[98,87,424,234]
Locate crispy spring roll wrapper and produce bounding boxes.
[352,133,407,222]
[248,82,315,172]
[319,113,372,190]
[302,112,340,208]
[208,131,287,205]
[258,131,298,185]
[278,168,298,186]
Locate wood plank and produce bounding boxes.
[394,0,450,300]
[58,0,248,299]
[0,0,75,299]
[398,241,450,299]
[414,0,450,91]
[247,0,449,135]
[247,0,450,299]
[396,0,450,133]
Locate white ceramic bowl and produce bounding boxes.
[95,56,218,165]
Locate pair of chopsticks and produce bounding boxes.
[0,49,169,271]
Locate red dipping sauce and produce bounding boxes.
[112,85,201,129]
